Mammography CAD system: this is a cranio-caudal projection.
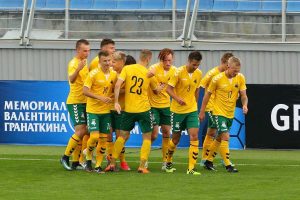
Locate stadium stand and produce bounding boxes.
[236,1,262,11]
[0,0,298,12]
[92,0,117,9]
[261,0,282,12]
[116,0,141,9]
[212,0,238,11]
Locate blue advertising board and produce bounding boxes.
[0,81,245,149]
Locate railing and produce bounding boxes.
[0,0,299,46]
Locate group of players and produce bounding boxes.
[60,38,248,175]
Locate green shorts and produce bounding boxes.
[151,107,171,126]
[120,110,153,133]
[87,112,111,134]
[214,115,233,134]
[111,110,123,131]
[207,111,217,129]
[171,111,199,132]
[67,104,87,126]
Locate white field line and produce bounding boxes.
[0,157,299,167]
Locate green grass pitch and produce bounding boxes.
[0,145,300,200]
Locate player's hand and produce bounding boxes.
[78,59,87,71]
[243,105,248,114]
[99,96,112,103]
[176,97,186,105]
[199,111,205,122]
[115,103,121,114]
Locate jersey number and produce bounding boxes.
[130,76,144,95]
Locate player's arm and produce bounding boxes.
[83,86,112,103]
[199,91,212,121]
[240,90,248,114]
[166,85,186,105]
[114,78,124,114]
[69,59,86,83]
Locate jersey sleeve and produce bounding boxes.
[200,71,211,88]
[207,76,218,94]
[168,69,179,87]
[68,61,77,76]
[239,74,247,91]
[150,76,159,90]
[119,66,127,81]
[84,73,93,89]
[197,71,203,88]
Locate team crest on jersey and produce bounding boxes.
[235,84,238,88]
[194,80,197,84]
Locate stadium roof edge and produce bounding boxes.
[1,39,300,52]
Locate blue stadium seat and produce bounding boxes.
[261,0,281,12]
[141,0,164,9]
[117,0,141,9]
[44,0,65,9]
[93,0,117,9]
[35,0,47,9]
[0,0,23,9]
[236,1,261,11]
[287,1,300,12]
[165,0,195,10]
[199,0,213,11]
[70,0,93,9]
[213,0,238,11]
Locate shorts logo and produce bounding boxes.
[221,121,227,129]
[175,122,180,129]
[106,123,110,131]
[91,119,96,127]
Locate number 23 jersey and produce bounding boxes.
[119,64,157,113]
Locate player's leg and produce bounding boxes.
[61,104,87,170]
[79,134,89,165]
[218,118,238,172]
[137,110,154,173]
[186,111,201,175]
[160,108,172,170]
[165,112,183,173]
[106,111,134,172]
[85,113,101,172]
[201,111,217,162]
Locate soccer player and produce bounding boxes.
[109,51,131,171]
[147,48,177,170]
[165,51,203,175]
[106,49,156,174]
[199,56,248,173]
[60,39,90,171]
[89,38,116,71]
[83,50,118,173]
[200,53,233,165]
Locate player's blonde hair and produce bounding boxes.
[139,49,152,61]
[112,51,126,62]
[228,56,241,67]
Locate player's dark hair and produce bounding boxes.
[125,55,136,65]
[98,50,110,59]
[76,39,89,49]
[100,38,115,48]
[221,53,234,64]
[188,51,202,62]
[158,48,174,61]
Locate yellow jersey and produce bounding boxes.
[111,74,126,111]
[208,72,247,118]
[84,67,118,114]
[200,66,221,112]
[89,56,99,71]
[168,65,202,114]
[66,57,89,104]
[119,64,157,113]
[148,63,177,108]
